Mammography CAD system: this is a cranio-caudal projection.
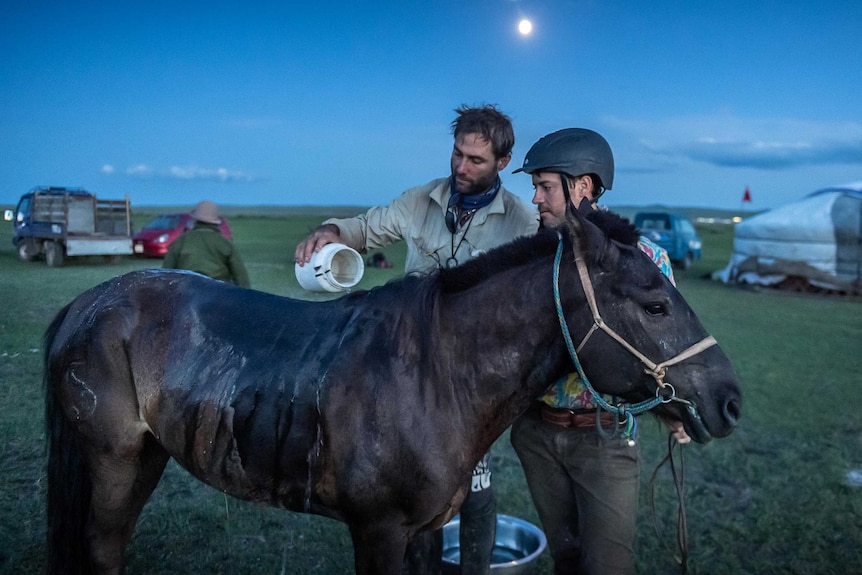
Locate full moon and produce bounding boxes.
[518,19,533,36]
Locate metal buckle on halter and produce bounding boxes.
[655,382,677,403]
[552,234,716,442]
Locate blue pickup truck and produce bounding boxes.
[634,212,702,270]
[6,186,133,267]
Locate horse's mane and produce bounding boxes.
[585,209,640,246]
[433,209,638,294]
[398,209,639,369]
[435,229,560,293]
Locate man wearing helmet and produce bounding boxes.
[514,127,616,225]
[296,105,538,574]
[510,128,689,575]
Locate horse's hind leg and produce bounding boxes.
[51,347,170,574]
[84,433,170,574]
[46,381,170,575]
[349,521,411,575]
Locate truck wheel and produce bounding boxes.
[17,242,36,262]
[681,253,693,270]
[45,241,65,267]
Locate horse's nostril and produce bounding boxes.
[724,397,742,425]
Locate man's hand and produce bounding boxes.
[664,419,692,444]
[295,224,341,266]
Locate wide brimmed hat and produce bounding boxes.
[189,200,221,224]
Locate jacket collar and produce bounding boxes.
[431,176,508,218]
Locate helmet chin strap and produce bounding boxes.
[561,173,573,206]
[561,174,601,213]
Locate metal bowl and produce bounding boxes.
[441,514,547,574]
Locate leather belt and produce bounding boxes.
[540,405,616,429]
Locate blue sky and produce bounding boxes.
[2,0,860,211]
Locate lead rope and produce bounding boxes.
[650,435,689,574]
[552,234,718,442]
[553,237,661,442]
[553,233,697,572]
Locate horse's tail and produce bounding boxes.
[44,303,93,575]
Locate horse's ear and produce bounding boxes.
[563,207,587,259]
[563,205,611,265]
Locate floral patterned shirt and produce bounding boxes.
[540,236,675,410]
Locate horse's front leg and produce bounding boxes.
[404,530,443,575]
[348,521,409,575]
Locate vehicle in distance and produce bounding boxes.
[132,213,232,257]
[8,186,132,267]
[634,211,702,270]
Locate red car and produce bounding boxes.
[132,213,233,257]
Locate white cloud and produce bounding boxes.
[605,115,862,171]
[101,164,115,174]
[168,165,253,182]
[682,138,861,169]
[122,163,253,182]
[127,164,154,177]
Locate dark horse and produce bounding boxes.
[44,209,741,574]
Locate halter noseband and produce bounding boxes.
[552,233,717,441]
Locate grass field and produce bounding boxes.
[1,209,861,574]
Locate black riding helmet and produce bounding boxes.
[513,128,614,202]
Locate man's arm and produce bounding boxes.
[163,239,181,269]
[294,181,435,266]
[229,249,251,288]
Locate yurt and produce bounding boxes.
[716,183,862,293]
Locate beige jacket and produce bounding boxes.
[324,177,539,274]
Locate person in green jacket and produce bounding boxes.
[163,200,250,288]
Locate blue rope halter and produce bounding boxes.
[553,236,664,443]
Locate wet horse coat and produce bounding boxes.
[44,210,741,574]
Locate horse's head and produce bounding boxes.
[560,208,741,443]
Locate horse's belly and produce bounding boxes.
[148,386,324,511]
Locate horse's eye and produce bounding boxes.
[644,303,666,316]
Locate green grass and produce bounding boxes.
[1,212,861,574]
